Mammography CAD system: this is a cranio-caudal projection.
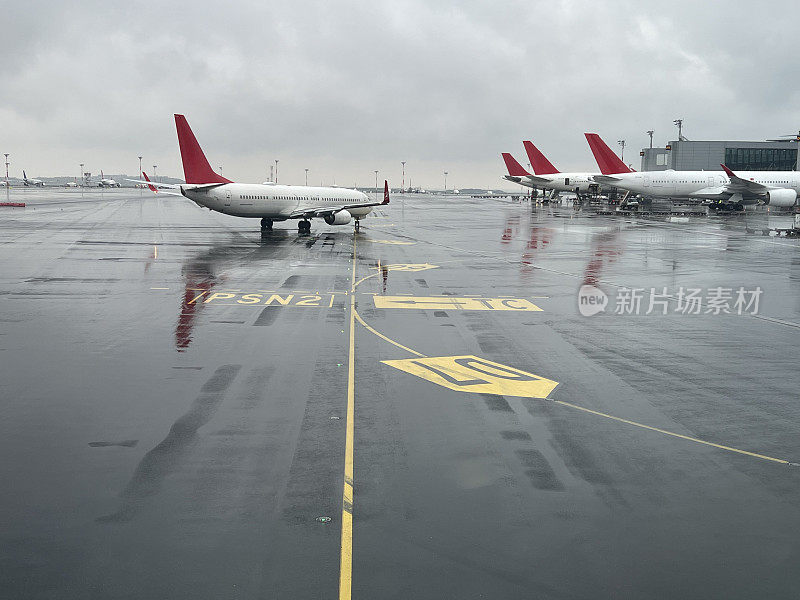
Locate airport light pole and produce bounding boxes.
[443,171,448,193]
[617,140,625,161]
[4,153,9,185]
[138,156,143,194]
[153,165,157,183]
[673,119,683,141]
[275,160,279,184]
[646,131,654,149]
[305,168,309,186]
[374,170,379,202]
[401,161,405,193]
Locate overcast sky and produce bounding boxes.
[3,0,799,189]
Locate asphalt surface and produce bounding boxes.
[1,187,799,599]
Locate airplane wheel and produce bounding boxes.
[261,218,273,231]
[354,219,360,231]
[298,220,310,232]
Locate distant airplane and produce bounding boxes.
[22,171,44,187]
[65,181,78,188]
[502,140,633,198]
[586,133,799,209]
[98,171,121,188]
[130,114,389,232]
[522,140,624,194]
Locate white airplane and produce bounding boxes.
[65,181,78,188]
[98,171,121,188]
[522,139,629,193]
[22,171,45,187]
[131,114,388,232]
[586,133,799,209]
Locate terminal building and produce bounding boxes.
[640,138,800,172]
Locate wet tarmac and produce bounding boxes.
[1,187,799,599]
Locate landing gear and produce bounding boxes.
[298,220,311,233]
[354,218,361,232]
[261,218,273,231]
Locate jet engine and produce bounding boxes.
[324,209,352,225]
[765,189,797,207]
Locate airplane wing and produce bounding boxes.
[592,175,622,184]
[288,180,390,219]
[126,173,227,196]
[524,174,555,184]
[720,164,771,194]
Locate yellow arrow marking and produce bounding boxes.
[373,295,543,311]
[383,355,559,398]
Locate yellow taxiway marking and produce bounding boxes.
[353,304,793,466]
[383,355,559,398]
[373,295,543,311]
[372,263,439,272]
[199,292,338,307]
[354,309,426,357]
[339,236,357,600]
[362,239,415,245]
[150,287,169,290]
[553,400,795,465]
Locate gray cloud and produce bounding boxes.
[2,0,799,188]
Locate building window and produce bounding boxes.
[725,147,797,170]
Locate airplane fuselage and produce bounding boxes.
[605,170,800,204]
[183,183,374,219]
[533,172,599,193]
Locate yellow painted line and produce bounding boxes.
[153,245,158,259]
[187,290,209,304]
[150,287,169,290]
[351,306,793,466]
[339,236,357,600]
[553,400,794,465]
[362,239,415,245]
[373,295,543,311]
[383,355,559,398]
[354,272,380,289]
[353,309,426,358]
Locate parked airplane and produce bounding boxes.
[22,171,44,187]
[501,153,537,190]
[586,133,799,209]
[98,171,121,188]
[131,114,388,231]
[503,140,633,198]
[522,140,620,194]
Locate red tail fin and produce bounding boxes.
[142,172,158,193]
[174,114,232,184]
[383,180,390,204]
[502,153,530,177]
[523,141,559,175]
[584,133,633,175]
